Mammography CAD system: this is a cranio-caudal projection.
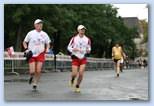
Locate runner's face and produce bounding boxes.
[115,44,119,47]
[34,23,43,32]
[78,28,86,35]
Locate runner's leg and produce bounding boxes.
[71,65,78,85]
[34,62,43,85]
[120,63,123,72]
[116,60,121,77]
[29,62,35,84]
[76,64,86,87]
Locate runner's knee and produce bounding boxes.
[29,71,35,75]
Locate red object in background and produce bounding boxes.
[7,46,15,57]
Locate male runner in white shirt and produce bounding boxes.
[23,19,51,90]
[67,25,91,93]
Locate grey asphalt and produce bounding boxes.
[4,68,149,101]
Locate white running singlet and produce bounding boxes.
[24,30,51,57]
[67,34,91,59]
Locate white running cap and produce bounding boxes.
[34,19,43,24]
[77,25,86,31]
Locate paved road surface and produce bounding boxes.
[4,68,148,101]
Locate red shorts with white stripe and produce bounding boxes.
[29,52,45,63]
[72,58,87,66]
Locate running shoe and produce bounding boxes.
[32,84,37,90]
[74,87,80,93]
[69,80,75,88]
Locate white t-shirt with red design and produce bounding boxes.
[67,34,91,59]
[24,30,51,57]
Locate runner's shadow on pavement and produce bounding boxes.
[61,90,97,101]
[24,89,43,98]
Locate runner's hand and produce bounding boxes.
[112,56,114,60]
[24,49,29,53]
[86,50,90,54]
[73,48,80,52]
[24,48,29,54]
[45,48,49,53]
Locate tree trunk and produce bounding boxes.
[15,24,23,52]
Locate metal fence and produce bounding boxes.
[4,52,139,75]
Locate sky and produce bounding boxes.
[113,4,148,21]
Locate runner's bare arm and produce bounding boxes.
[112,47,114,59]
[45,43,50,53]
[121,47,126,59]
[86,38,91,53]
[23,41,28,50]
[67,37,80,53]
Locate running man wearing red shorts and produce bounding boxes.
[67,25,91,93]
[23,19,51,90]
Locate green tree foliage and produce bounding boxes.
[4,4,137,58]
[139,20,148,43]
